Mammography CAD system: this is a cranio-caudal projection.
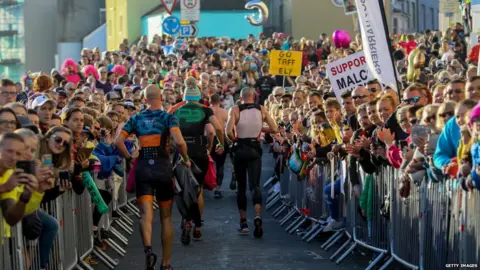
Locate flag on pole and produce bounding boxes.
[354,0,399,91]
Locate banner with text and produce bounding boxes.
[269,50,302,77]
[327,51,374,100]
[354,0,398,91]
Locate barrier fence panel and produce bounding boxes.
[75,187,95,267]
[421,181,450,270]
[60,191,79,269]
[461,189,480,265]
[386,168,421,269]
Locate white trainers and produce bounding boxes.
[323,219,344,232]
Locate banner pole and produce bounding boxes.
[377,0,402,98]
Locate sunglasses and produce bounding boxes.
[425,115,436,123]
[52,135,70,148]
[369,88,377,93]
[439,111,454,119]
[410,118,418,125]
[404,96,421,104]
[352,95,367,100]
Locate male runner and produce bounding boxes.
[168,77,225,245]
[226,87,278,238]
[115,85,190,270]
[209,93,228,198]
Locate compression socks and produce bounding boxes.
[240,218,247,224]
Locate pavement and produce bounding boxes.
[96,145,367,270]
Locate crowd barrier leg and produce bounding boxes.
[335,241,358,264]
[301,222,321,241]
[279,209,297,226]
[329,232,352,260]
[322,229,345,251]
[93,247,116,269]
[126,198,141,218]
[286,214,307,234]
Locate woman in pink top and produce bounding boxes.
[378,105,416,169]
[61,58,82,85]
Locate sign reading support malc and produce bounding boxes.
[269,50,302,77]
[326,51,374,99]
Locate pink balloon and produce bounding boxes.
[332,30,351,49]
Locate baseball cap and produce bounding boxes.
[105,91,120,101]
[81,126,94,140]
[56,90,68,98]
[31,95,56,109]
[212,70,221,76]
[124,101,135,109]
[17,115,39,134]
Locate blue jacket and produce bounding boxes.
[433,118,460,170]
[93,140,133,179]
[470,141,480,190]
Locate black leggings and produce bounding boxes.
[93,189,112,226]
[186,155,209,228]
[211,141,228,187]
[233,153,262,211]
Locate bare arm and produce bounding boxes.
[170,128,189,161]
[262,106,279,134]
[1,199,26,226]
[209,115,225,146]
[226,107,238,142]
[205,124,215,152]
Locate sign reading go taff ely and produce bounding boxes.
[269,50,302,77]
[326,51,374,100]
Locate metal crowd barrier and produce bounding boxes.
[266,160,480,270]
[0,161,143,270]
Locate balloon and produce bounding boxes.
[245,0,269,26]
[332,30,351,49]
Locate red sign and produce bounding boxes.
[161,0,177,15]
[182,0,197,9]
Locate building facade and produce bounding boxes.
[0,0,104,82]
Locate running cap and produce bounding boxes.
[31,95,56,109]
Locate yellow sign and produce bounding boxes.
[269,50,303,77]
[180,20,190,25]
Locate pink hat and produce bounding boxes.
[469,101,480,126]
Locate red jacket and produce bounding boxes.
[398,41,417,55]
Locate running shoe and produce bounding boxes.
[214,190,223,199]
[322,219,344,232]
[145,252,157,270]
[160,265,173,270]
[253,216,263,238]
[238,222,250,234]
[230,172,237,190]
[193,228,203,241]
[181,220,192,245]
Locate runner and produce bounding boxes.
[225,87,278,238]
[115,85,190,270]
[168,76,225,245]
[209,93,228,199]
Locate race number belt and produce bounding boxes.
[139,147,166,160]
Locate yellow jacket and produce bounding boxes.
[0,169,44,237]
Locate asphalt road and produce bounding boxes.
[97,146,367,270]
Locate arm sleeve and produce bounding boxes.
[41,186,63,203]
[167,114,180,131]
[433,119,457,169]
[24,191,44,215]
[121,115,136,137]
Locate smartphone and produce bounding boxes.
[411,125,430,144]
[398,140,408,151]
[42,154,52,169]
[59,171,70,182]
[16,160,35,175]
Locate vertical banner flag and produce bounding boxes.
[354,0,398,91]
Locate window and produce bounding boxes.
[393,18,398,34]
[412,2,416,30]
[407,3,410,29]
[431,8,435,29]
[421,4,425,31]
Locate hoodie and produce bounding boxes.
[433,118,460,170]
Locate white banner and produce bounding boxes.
[327,51,374,100]
[354,0,398,91]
